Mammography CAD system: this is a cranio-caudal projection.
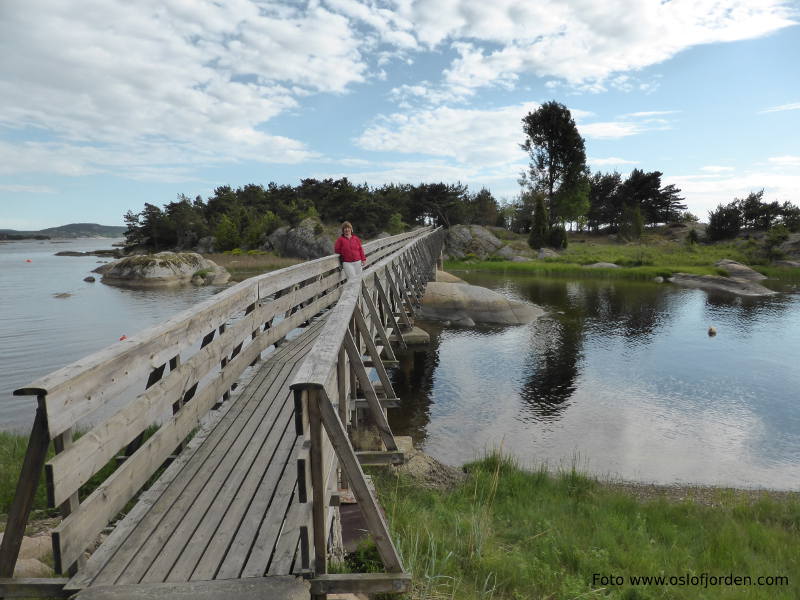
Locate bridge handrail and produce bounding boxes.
[0,226,434,577]
[289,227,444,587]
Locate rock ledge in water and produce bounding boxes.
[420,281,544,325]
[668,273,776,297]
[101,252,230,288]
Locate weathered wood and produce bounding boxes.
[0,404,49,577]
[342,332,398,452]
[267,486,307,576]
[0,578,70,598]
[47,272,342,509]
[356,451,405,466]
[352,398,400,409]
[310,573,412,595]
[360,285,396,362]
[313,390,404,573]
[352,307,397,402]
[70,577,310,600]
[374,276,407,346]
[306,389,327,578]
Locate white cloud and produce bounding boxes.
[397,0,796,98]
[761,102,800,113]
[356,102,541,166]
[700,165,735,173]
[0,0,353,177]
[589,157,640,166]
[768,155,800,167]
[667,166,800,216]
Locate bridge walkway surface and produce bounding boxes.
[0,226,444,600]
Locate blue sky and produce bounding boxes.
[1,0,798,230]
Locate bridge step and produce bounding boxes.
[70,576,308,600]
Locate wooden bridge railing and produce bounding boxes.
[290,227,444,597]
[0,227,434,582]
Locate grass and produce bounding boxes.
[447,235,800,281]
[371,453,800,599]
[203,251,303,281]
[0,432,53,521]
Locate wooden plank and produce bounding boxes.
[352,307,396,402]
[374,276,407,347]
[342,332,398,452]
[0,578,70,598]
[163,398,297,582]
[360,286,396,362]
[53,289,342,574]
[72,325,325,589]
[121,361,300,584]
[352,398,400,409]
[16,281,261,438]
[356,451,405,466]
[306,389,327,578]
[192,424,298,580]
[0,404,50,577]
[310,573,411,595]
[290,281,361,390]
[313,390,403,573]
[233,436,302,579]
[70,577,310,600]
[267,491,308,576]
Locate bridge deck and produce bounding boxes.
[67,320,325,591]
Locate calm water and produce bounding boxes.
[0,238,220,431]
[390,272,800,490]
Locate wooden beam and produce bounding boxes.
[374,277,407,347]
[310,572,411,595]
[0,578,70,598]
[307,389,327,578]
[0,404,50,578]
[312,391,404,573]
[342,332,397,452]
[352,307,397,402]
[356,451,405,466]
[360,285,396,361]
[352,398,400,409]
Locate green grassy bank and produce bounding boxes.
[370,454,800,600]
[446,240,800,282]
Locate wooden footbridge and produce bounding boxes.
[0,226,444,600]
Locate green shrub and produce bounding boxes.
[548,225,568,249]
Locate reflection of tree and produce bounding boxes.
[703,288,792,338]
[387,322,442,445]
[518,316,583,422]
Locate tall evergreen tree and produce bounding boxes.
[521,101,588,226]
[528,194,549,249]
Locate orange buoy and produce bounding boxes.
[119,335,128,341]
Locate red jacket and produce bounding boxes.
[334,235,366,263]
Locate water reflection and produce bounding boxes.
[390,272,800,489]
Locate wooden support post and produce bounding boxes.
[314,390,404,573]
[352,307,397,402]
[360,285,397,362]
[0,403,49,577]
[52,428,84,575]
[307,389,327,588]
[336,347,349,492]
[343,332,398,452]
[375,277,407,347]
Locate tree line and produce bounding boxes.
[123,180,503,251]
[123,99,797,252]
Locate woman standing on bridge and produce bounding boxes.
[334,221,366,279]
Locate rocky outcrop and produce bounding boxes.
[714,259,766,281]
[778,232,800,259]
[538,248,559,259]
[444,225,514,260]
[584,262,621,269]
[435,270,465,283]
[101,252,230,288]
[420,281,544,325]
[266,217,335,259]
[774,259,800,268]
[668,273,776,297]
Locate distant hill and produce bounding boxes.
[0,223,126,240]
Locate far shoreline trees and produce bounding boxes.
[122,99,798,252]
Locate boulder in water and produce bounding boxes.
[101,252,230,288]
[420,281,544,325]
